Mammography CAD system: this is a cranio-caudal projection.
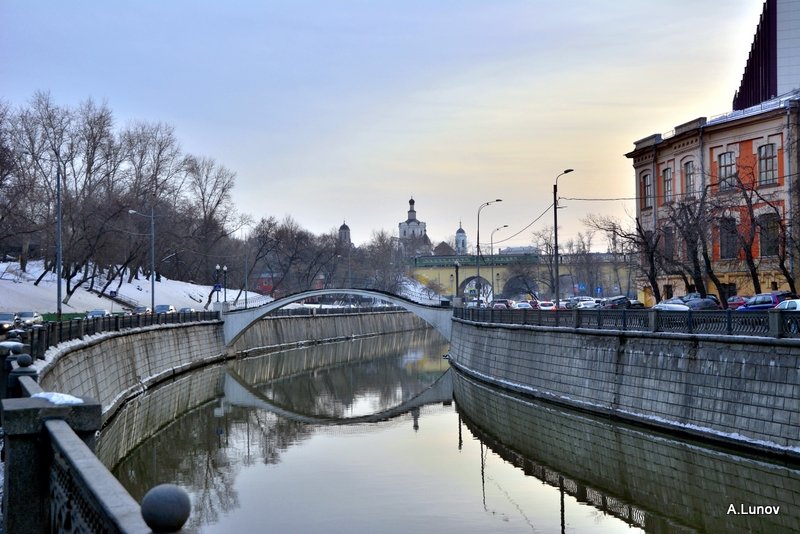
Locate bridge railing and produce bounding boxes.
[453,307,800,338]
[17,311,221,360]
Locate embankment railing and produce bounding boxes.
[453,307,800,338]
[2,373,190,533]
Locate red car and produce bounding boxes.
[726,295,750,310]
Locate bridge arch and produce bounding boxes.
[222,289,453,346]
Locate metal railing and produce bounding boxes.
[453,307,800,339]
[2,375,189,533]
[18,306,409,360]
[20,311,220,359]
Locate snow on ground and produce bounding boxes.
[0,260,263,314]
[0,260,443,314]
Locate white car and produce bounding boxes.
[16,311,43,326]
[513,302,533,309]
[576,300,598,309]
[774,299,800,310]
[652,299,689,311]
[538,301,555,311]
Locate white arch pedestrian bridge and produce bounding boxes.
[222,289,454,346]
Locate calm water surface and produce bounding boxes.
[103,330,800,533]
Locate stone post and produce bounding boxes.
[769,309,783,338]
[1,393,102,534]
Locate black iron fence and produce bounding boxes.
[17,311,220,360]
[17,306,408,360]
[453,307,800,339]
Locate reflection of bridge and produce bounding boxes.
[222,368,453,425]
[222,288,454,345]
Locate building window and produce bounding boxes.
[758,144,777,185]
[683,161,695,198]
[662,168,673,203]
[718,152,735,190]
[719,217,738,259]
[642,173,653,208]
[759,213,780,257]
[662,227,674,261]
[663,284,673,299]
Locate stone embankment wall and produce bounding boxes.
[452,371,800,533]
[448,318,800,458]
[37,312,427,421]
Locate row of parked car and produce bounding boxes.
[479,295,644,310]
[653,291,800,311]
[85,304,197,318]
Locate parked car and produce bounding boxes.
[737,292,798,311]
[15,311,43,326]
[132,306,151,314]
[726,295,750,310]
[568,296,595,309]
[491,302,508,309]
[526,300,540,310]
[602,295,631,309]
[0,312,19,334]
[513,301,533,309]
[490,299,515,309]
[86,309,112,319]
[178,307,196,313]
[576,300,598,309]
[653,298,690,311]
[628,299,646,309]
[685,297,722,310]
[154,304,177,314]
[774,299,800,311]
[682,292,720,305]
[538,300,555,311]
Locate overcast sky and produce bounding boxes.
[1,1,765,249]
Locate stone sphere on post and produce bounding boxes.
[141,483,191,533]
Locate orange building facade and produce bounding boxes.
[626,91,800,305]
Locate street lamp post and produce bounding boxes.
[128,207,156,313]
[55,164,63,320]
[476,199,502,304]
[215,264,221,302]
[223,265,228,302]
[553,169,574,320]
[453,260,460,301]
[490,224,508,299]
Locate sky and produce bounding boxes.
[0,0,766,249]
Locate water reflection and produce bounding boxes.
[100,328,800,533]
[453,370,800,533]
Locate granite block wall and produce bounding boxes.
[448,318,800,457]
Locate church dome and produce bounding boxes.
[339,222,350,231]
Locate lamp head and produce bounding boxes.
[564,169,574,174]
[128,209,136,214]
[215,264,220,271]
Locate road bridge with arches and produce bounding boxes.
[222,288,453,345]
[410,253,545,301]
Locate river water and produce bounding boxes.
[99,330,800,533]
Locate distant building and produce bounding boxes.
[433,242,456,256]
[455,222,467,255]
[338,221,351,248]
[398,197,431,255]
